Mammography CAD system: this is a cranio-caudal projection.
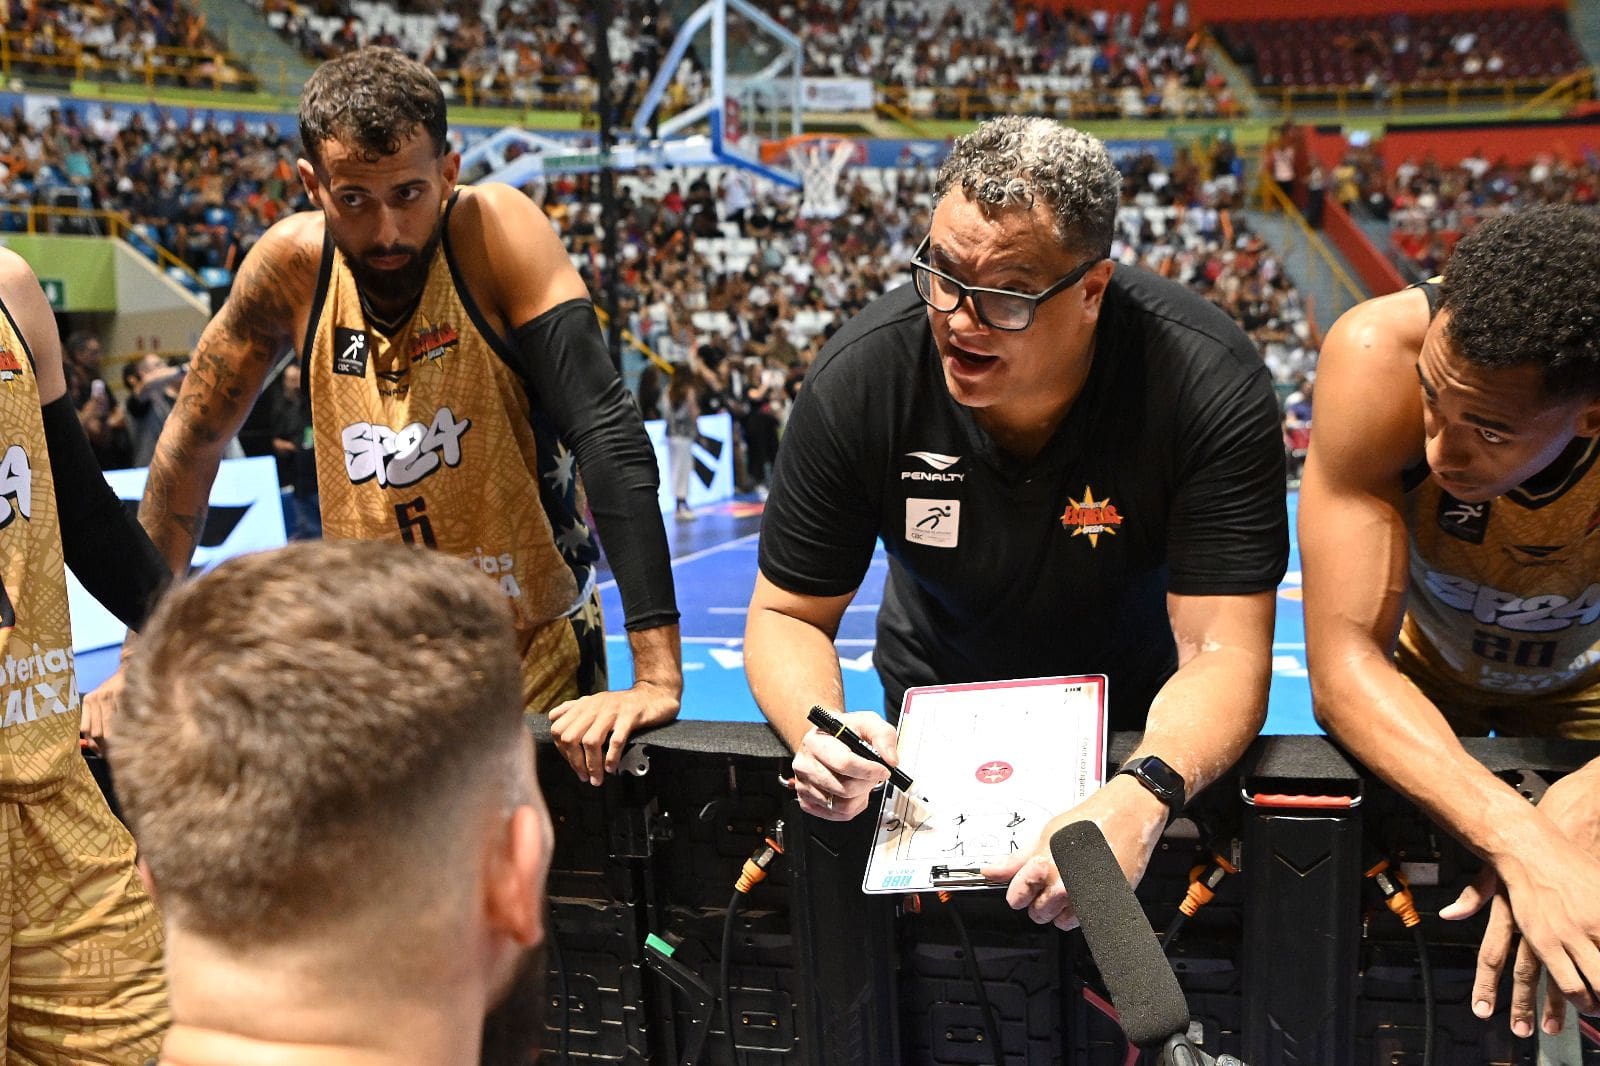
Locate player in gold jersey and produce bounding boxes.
[1302,205,1600,1041]
[0,251,170,1058]
[136,46,682,786]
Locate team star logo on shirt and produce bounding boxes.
[574,592,603,635]
[546,443,577,496]
[408,322,460,365]
[555,519,592,558]
[1060,486,1124,547]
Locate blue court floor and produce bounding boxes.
[77,494,1315,733]
[595,492,1318,734]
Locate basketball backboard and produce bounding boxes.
[628,0,804,188]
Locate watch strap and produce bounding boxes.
[1115,756,1186,817]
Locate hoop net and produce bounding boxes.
[763,134,858,219]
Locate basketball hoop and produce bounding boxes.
[763,134,860,219]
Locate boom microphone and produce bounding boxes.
[1051,820,1246,1065]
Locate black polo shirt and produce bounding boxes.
[758,266,1288,729]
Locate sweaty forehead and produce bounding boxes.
[931,196,1064,276]
[318,127,437,171]
[1419,322,1558,418]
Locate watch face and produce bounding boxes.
[1125,757,1184,807]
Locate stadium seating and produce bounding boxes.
[1381,152,1600,277]
[1215,6,1585,90]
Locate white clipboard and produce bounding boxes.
[860,675,1108,895]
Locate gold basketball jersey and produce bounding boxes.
[0,300,81,801]
[304,201,600,713]
[1398,439,1600,731]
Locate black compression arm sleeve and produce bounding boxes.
[509,299,679,631]
[40,394,170,631]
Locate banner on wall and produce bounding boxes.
[6,90,1180,173]
[802,78,875,112]
[860,138,1176,170]
[1103,138,1178,167]
[0,91,538,151]
[644,412,735,513]
[67,456,286,653]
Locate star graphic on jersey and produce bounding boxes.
[574,593,603,635]
[547,444,577,496]
[555,520,592,558]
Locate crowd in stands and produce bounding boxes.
[7,0,1579,121]
[783,0,1231,120]
[5,97,1317,487]
[250,0,1228,119]
[260,0,675,109]
[0,105,301,284]
[533,133,1314,492]
[1217,6,1586,95]
[1309,140,1600,281]
[1383,151,1600,277]
[2,0,249,90]
[1114,138,1319,387]
[562,164,866,494]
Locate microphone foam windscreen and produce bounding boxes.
[1051,820,1191,1049]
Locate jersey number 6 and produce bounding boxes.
[395,497,437,549]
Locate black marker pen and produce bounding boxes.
[807,705,934,809]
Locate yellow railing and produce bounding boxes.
[1507,67,1597,120]
[0,30,279,94]
[399,69,1237,124]
[378,69,1598,125]
[1264,75,1590,118]
[592,306,671,375]
[878,82,1240,123]
[873,97,933,138]
[2,205,207,294]
[1254,174,1365,325]
[449,76,594,116]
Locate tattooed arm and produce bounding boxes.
[139,216,321,574]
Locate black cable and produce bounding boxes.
[718,825,784,1066]
[549,917,571,1063]
[945,898,1004,1065]
[1412,924,1434,1066]
[1369,856,1432,1066]
[1160,911,1185,951]
[721,889,746,1066]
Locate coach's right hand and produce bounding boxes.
[790,710,895,821]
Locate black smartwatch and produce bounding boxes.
[1114,755,1187,819]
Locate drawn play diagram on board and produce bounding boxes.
[862,675,1108,894]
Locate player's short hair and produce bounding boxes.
[934,116,1122,259]
[299,46,448,167]
[1440,204,1600,398]
[117,540,526,948]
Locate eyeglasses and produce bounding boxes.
[909,235,1102,332]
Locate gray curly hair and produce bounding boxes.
[934,117,1122,258]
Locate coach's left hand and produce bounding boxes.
[981,773,1167,931]
[548,680,681,786]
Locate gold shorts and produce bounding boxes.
[0,759,167,1064]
